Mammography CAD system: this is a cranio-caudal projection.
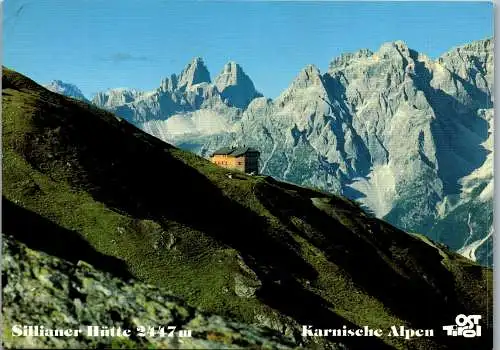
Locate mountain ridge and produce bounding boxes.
[43,80,89,102]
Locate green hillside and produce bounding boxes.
[2,67,493,349]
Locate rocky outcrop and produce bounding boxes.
[2,234,296,349]
[233,255,262,298]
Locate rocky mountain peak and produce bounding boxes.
[437,38,493,104]
[177,57,211,89]
[48,79,64,86]
[214,61,261,109]
[43,80,88,101]
[329,49,374,70]
[215,61,247,89]
[439,38,493,70]
[219,61,243,76]
[377,40,412,58]
[274,63,330,124]
[287,64,324,90]
[393,40,409,50]
[451,37,493,54]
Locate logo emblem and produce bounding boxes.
[443,314,481,338]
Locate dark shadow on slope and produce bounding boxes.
[408,49,490,195]
[254,183,492,349]
[321,73,373,182]
[341,185,368,202]
[259,280,392,350]
[219,85,262,109]
[2,198,132,280]
[321,73,353,125]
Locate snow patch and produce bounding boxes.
[261,143,277,174]
[142,109,239,143]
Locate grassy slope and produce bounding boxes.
[2,67,493,350]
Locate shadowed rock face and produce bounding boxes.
[215,61,262,109]
[2,234,297,349]
[87,38,493,266]
[178,57,212,89]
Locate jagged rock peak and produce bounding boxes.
[393,40,410,50]
[439,38,493,63]
[46,79,64,87]
[292,64,323,87]
[178,56,211,88]
[214,61,261,109]
[436,38,493,102]
[329,40,414,73]
[448,37,493,53]
[215,61,248,87]
[275,64,327,106]
[329,48,374,69]
[43,80,88,101]
[378,40,412,57]
[220,61,244,75]
[160,73,178,92]
[92,87,141,108]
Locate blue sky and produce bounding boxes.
[3,1,493,99]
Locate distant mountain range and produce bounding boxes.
[45,38,494,266]
[43,80,89,102]
[4,67,493,349]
